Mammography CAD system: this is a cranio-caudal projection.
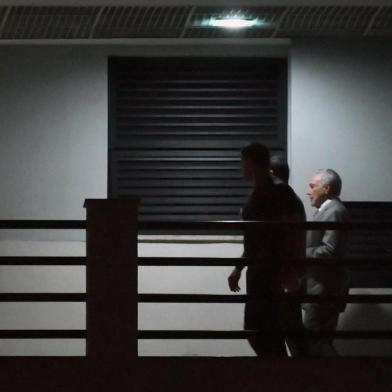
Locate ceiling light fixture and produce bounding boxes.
[209,17,259,29]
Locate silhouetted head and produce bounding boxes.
[270,154,289,183]
[240,142,270,182]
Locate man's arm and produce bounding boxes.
[228,226,253,292]
[228,266,243,292]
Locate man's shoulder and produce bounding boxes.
[328,198,348,212]
[271,178,300,200]
[271,176,295,194]
[271,177,305,217]
[323,199,349,221]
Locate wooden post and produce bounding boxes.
[84,199,139,364]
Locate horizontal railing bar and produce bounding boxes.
[138,330,254,339]
[0,220,86,229]
[0,257,87,266]
[140,294,247,303]
[139,257,248,266]
[138,257,392,267]
[138,330,392,340]
[0,293,86,302]
[138,294,392,304]
[1,220,390,231]
[139,220,392,231]
[0,330,86,339]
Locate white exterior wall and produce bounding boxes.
[0,39,391,356]
[289,39,392,216]
[0,48,108,221]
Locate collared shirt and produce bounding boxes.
[318,198,332,213]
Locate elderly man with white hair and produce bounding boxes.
[304,169,350,356]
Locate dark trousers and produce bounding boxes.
[303,304,340,356]
[245,268,306,357]
[245,297,287,356]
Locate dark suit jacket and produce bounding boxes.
[241,176,306,294]
[305,198,349,311]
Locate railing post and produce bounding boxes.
[84,199,139,364]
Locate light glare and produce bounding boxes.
[209,17,258,29]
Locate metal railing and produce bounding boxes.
[0,220,86,341]
[137,220,392,342]
[0,212,391,348]
[0,201,391,391]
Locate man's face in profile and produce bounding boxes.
[308,173,329,208]
[241,158,254,181]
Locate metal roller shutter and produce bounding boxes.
[109,57,287,222]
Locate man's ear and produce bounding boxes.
[323,184,331,195]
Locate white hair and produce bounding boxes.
[316,169,342,197]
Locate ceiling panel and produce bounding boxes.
[370,6,392,35]
[92,6,191,38]
[276,6,378,37]
[1,6,99,39]
[0,5,391,40]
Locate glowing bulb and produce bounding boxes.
[209,17,259,29]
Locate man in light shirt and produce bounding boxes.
[304,169,350,356]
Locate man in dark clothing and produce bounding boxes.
[228,143,305,356]
[270,154,307,357]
